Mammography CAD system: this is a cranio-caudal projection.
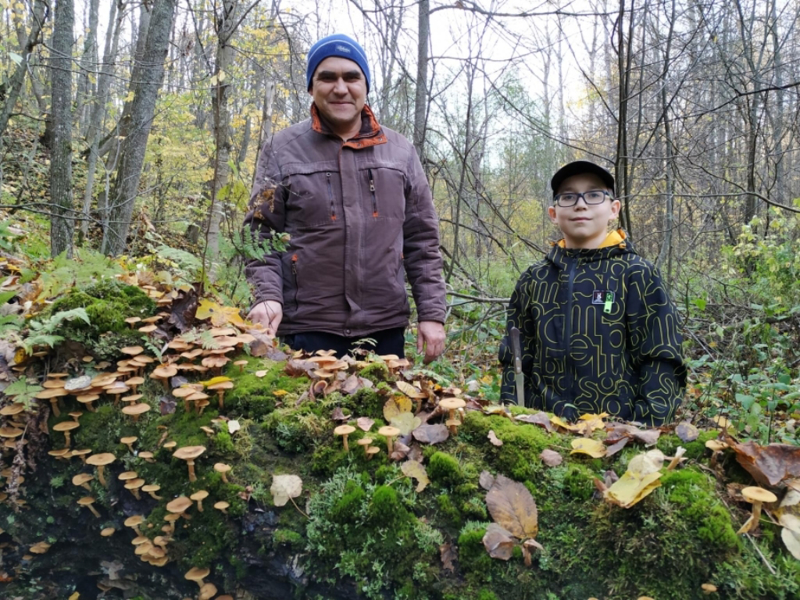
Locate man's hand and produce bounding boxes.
[247,301,283,337]
[417,321,446,364]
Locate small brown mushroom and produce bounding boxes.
[121,436,138,453]
[214,462,232,483]
[357,437,373,456]
[234,359,248,372]
[701,583,718,595]
[125,478,146,500]
[377,426,400,454]
[207,381,234,411]
[138,451,155,463]
[366,446,380,460]
[75,393,100,412]
[334,424,356,452]
[185,566,210,588]
[142,484,163,500]
[86,453,116,487]
[100,527,115,537]
[53,420,80,449]
[738,486,777,534]
[214,500,229,514]
[122,402,151,423]
[68,411,83,423]
[173,446,206,482]
[126,376,145,393]
[166,496,194,522]
[199,582,218,600]
[440,397,466,434]
[190,490,209,512]
[78,496,101,518]
[72,448,92,463]
[36,387,68,417]
[124,515,145,535]
[72,473,94,491]
[705,439,729,468]
[151,364,178,390]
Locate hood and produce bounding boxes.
[547,229,636,270]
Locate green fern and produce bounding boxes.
[23,308,90,353]
[3,377,43,410]
[36,250,123,301]
[240,228,290,261]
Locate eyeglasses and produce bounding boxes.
[553,190,612,207]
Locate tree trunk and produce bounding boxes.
[74,0,99,136]
[413,0,430,158]
[49,0,75,257]
[102,0,177,257]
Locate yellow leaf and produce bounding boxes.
[273,389,288,396]
[550,415,581,432]
[124,91,135,102]
[628,449,665,477]
[390,412,422,435]
[605,471,662,508]
[201,376,232,387]
[485,474,538,539]
[570,438,607,458]
[480,374,493,384]
[68,593,80,600]
[401,460,429,492]
[577,412,607,433]
[781,527,800,560]
[196,299,245,327]
[383,396,412,421]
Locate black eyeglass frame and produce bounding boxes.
[552,190,613,207]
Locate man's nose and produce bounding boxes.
[332,77,348,94]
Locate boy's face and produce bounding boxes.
[548,173,620,249]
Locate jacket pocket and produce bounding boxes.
[368,168,378,217]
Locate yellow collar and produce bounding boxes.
[557,229,627,249]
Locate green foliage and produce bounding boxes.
[2,377,43,409]
[139,243,203,285]
[239,227,290,261]
[34,250,124,301]
[428,451,465,488]
[23,308,90,353]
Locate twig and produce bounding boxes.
[745,532,777,575]
[289,496,309,520]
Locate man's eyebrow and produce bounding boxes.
[316,69,362,78]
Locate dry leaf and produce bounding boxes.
[539,449,563,467]
[733,441,800,487]
[483,405,512,418]
[391,412,422,435]
[605,471,662,508]
[391,442,411,461]
[488,430,503,447]
[576,412,608,434]
[412,423,449,445]
[270,474,303,507]
[605,437,629,457]
[254,370,267,378]
[628,449,665,476]
[479,470,495,491]
[676,421,699,442]
[570,438,607,458]
[227,420,240,434]
[383,396,413,422]
[330,407,348,422]
[397,380,425,398]
[440,542,457,573]
[341,374,365,395]
[196,299,245,327]
[515,412,553,432]
[486,474,538,539]
[482,523,516,561]
[550,415,581,432]
[356,417,374,432]
[781,527,800,560]
[401,460,430,492]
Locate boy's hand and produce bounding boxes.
[417,321,445,364]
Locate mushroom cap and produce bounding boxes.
[152,365,178,378]
[357,437,373,446]
[120,346,144,355]
[185,566,211,582]
[118,471,139,481]
[36,388,69,399]
[142,484,161,493]
[701,583,718,593]
[29,541,51,554]
[138,324,158,333]
[166,496,193,514]
[214,462,231,473]
[366,446,381,456]
[76,394,100,404]
[377,426,400,438]
[172,387,196,398]
[52,420,80,432]
[163,441,177,449]
[742,486,777,504]
[72,473,94,486]
[214,501,230,510]
[77,496,97,506]
[124,515,145,528]
[138,451,154,460]
[100,527,115,537]
[120,436,138,445]
[49,449,71,459]
[121,394,144,403]
[0,426,24,438]
[86,453,116,466]
[0,403,26,416]
[186,391,209,401]
[199,582,218,600]
[208,381,235,391]
[439,397,466,410]
[126,376,145,386]
[174,445,206,461]
[122,403,152,417]
[124,478,145,490]
[190,490,209,501]
[705,439,728,451]
[334,424,356,436]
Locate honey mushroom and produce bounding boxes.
[122,403,151,423]
[439,397,466,435]
[214,463,231,483]
[334,424,356,452]
[71,473,94,491]
[120,436,138,453]
[738,486,778,534]
[191,490,209,512]
[85,453,115,487]
[142,484,163,500]
[125,478,146,500]
[185,567,210,588]
[377,426,400,454]
[214,501,229,514]
[77,496,101,518]
[207,381,234,411]
[173,446,206,482]
[166,496,194,522]
[124,515,145,535]
[52,420,80,449]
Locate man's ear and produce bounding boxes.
[547,205,558,223]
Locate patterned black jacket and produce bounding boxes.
[499,230,686,426]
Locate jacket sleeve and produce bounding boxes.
[243,137,287,308]
[402,147,447,323]
[498,272,537,406]
[626,263,687,426]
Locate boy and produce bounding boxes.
[499,160,685,426]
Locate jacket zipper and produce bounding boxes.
[368,168,378,217]
[563,258,577,404]
[291,254,299,305]
[326,173,336,221]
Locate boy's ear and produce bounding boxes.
[547,205,558,223]
[609,198,621,220]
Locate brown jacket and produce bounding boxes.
[244,105,446,337]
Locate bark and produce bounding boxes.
[49,0,75,257]
[74,0,100,136]
[413,0,430,158]
[102,0,177,256]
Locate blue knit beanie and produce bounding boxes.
[306,34,371,93]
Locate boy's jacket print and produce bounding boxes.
[499,230,686,426]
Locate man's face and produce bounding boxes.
[309,56,367,136]
[547,173,620,249]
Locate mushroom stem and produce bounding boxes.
[79,482,91,492]
[85,504,101,518]
[342,435,350,452]
[63,431,72,449]
[216,390,225,411]
[220,472,229,484]
[50,399,61,417]
[148,491,163,500]
[386,436,393,454]
[130,489,141,501]
[196,500,204,512]
[187,460,197,482]
[97,466,107,487]
[124,442,135,453]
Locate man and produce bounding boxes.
[244,33,446,362]
[498,160,685,425]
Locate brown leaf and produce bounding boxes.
[341,374,363,395]
[285,359,316,377]
[676,421,699,442]
[356,417,374,432]
[412,423,449,445]
[407,443,424,463]
[486,474,538,539]
[488,430,503,447]
[515,412,553,432]
[168,288,198,332]
[439,542,457,573]
[330,407,348,422]
[605,423,660,446]
[539,449,563,467]
[605,437,629,457]
[479,470,495,491]
[391,442,411,461]
[482,523,516,561]
[401,460,430,492]
[733,441,800,487]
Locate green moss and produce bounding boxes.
[272,528,306,551]
[437,493,462,526]
[428,452,464,488]
[563,464,596,501]
[657,429,719,460]
[225,357,307,420]
[339,384,389,420]
[358,362,390,383]
[457,523,492,577]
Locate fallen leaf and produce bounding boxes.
[486,474,538,539]
[483,405,512,418]
[479,470,495,491]
[285,359,316,377]
[550,415,581,432]
[676,421,700,442]
[440,542,457,573]
[412,423,449,445]
[733,441,800,487]
[539,449,562,467]
[254,370,268,378]
[605,470,662,508]
[330,407,348,422]
[201,376,232,387]
[781,528,800,560]
[570,438,607,458]
[270,474,303,507]
[401,460,430,492]
[515,412,553,432]
[227,420,240,434]
[576,412,608,434]
[397,380,425,399]
[356,417,374,432]
[159,397,176,415]
[196,299,245,327]
[482,523,516,560]
[341,374,364,395]
[628,449,665,476]
[488,430,503,447]
[391,412,423,435]
[168,288,198,332]
[391,442,411,461]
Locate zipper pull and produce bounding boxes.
[291,254,298,275]
[368,169,375,192]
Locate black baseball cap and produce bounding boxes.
[551,160,615,196]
